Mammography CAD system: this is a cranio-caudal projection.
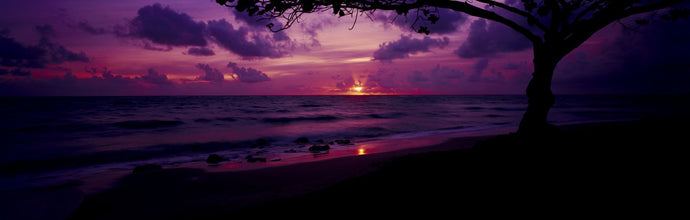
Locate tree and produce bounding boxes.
[215,0,688,134]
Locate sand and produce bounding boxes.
[3,118,687,219]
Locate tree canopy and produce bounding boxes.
[215,0,688,133]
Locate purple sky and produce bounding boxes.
[1,0,689,96]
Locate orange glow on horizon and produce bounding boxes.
[358,148,366,155]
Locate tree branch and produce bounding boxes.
[429,0,543,45]
[475,0,549,32]
[560,0,683,58]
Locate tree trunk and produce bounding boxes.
[518,47,559,135]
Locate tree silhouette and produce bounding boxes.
[215,0,688,134]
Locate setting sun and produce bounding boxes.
[353,87,363,92]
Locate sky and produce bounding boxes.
[1,0,689,96]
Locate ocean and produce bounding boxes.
[1,95,689,189]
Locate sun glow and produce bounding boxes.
[358,148,366,155]
[353,87,363,92]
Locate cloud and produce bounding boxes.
[454,19,531,58]
[73,21,108,35]
[408,64,465,88]
[195,63,225,83]
[185,47,215,56]
[0,68,31,76]
[139,68,172,85]
[227,62,271,83]
[372,35,450,62]
[230,10,291,42]
[207,19,289,59]
[334,76,357,92]
[469,58,490,82]
[125,3,207,47]
[0,25,89,69]
[377,8,469,34]
[365,69,410,93]
[0,34,45,68]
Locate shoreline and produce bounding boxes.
[3,117,687,219]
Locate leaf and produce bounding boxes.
[428,14,439,24]
[417,26,430,35]
[333,4,340,14]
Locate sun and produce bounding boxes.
[353,87,363,92]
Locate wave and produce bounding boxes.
[367,112,407,119]
[262,115,340,124]
[216,117,237,122]
[13,123,101,133]
[112,120,183,129]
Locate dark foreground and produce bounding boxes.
[63,118,688,218]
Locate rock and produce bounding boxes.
[256,138,269,145]
[334,139,352,145]
[206,154,225,164]
[246,155,267,163]
[133,164,162,173]
[295,137,309,143]
[309,144,330,151]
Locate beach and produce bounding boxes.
[3,117,684,219]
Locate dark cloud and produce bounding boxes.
[186,47,215,56]
[141,42,173,51]
[195,63,225,83]
[139,68,172,85]
[9,68,31,76]
[373,35,450,62]
[378,8,469,34]
[207,19,289,59]
[227,62,271,83]
[0,34,45,68]
[454,19,531,58]
[0,68,30,76]
[0,25,89,69]
[126,3,207,47]
[84,66,114,79]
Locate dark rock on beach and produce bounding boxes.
[295,137,309,143]
[246,156,267,163]
[132,164,162,173]
[308,145,330,151]
[206,154,225,164]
